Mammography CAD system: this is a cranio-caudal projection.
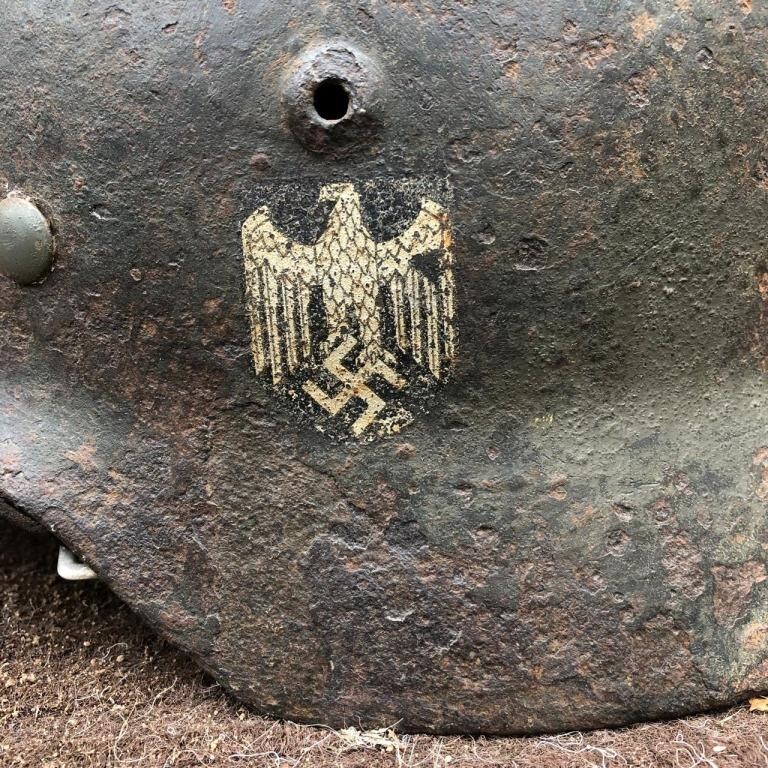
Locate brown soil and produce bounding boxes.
[1,520,767,767]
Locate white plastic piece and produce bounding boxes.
[57,546,97,581]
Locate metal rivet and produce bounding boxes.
[0,196,54,285]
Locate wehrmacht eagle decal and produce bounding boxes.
[242,180,455,439]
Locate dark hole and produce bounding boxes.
[313,79,350,121]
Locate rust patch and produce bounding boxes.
[751,274,768,371]
[661,532,705,600]
[139,320,159,340]
[221,0,237,13]
[63,443,99,471]
[548,485,567,501]
[193,29,208,68]
[666,33,687,52]
[750,156,768,191]
[712,560,767,625]
[157,603,201,633]
[491,39,521,82]
[740,620,768,652]
[606,529,630,555]
[609,131,647,181]
[503,61,521,81]
[395,443,416,458]
[579,35,617,69]
[631,12,658,42]
[735,656,768,692]
[0,446,21,475]
[626,613,698,689]
[753,445,768,497]
[102,7,130,32]
[249,152,272,172]
[624,67,659,109]
[203,298,223,314]
[570,503,598,528]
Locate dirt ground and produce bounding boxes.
[1,520,768,768]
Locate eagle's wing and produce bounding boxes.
[377,199,456,379]
[242,207,318,384]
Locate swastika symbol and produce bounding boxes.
[303,336,409,437]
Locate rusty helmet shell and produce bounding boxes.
[2,0,768,734]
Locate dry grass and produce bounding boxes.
[2,521,768,767]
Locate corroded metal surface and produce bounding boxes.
[2,0,768,734]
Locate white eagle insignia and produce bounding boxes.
[242,181,456,438]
